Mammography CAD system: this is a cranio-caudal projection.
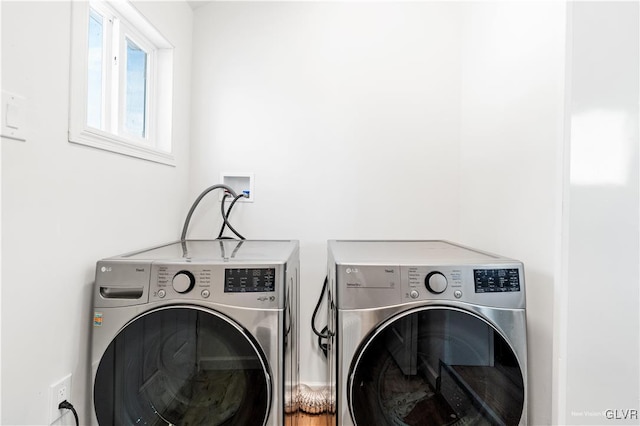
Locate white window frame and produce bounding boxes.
[69,0,174,166]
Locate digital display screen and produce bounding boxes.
[474,269,520,293]
[225,268,276,293]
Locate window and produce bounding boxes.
[69,0,174,165]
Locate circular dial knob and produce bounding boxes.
[425,271,448,294]
[172,271,195,294]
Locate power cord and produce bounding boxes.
[58,400,79,426]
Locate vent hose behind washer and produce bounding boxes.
[286,384,333,414]
[290,277,332,413]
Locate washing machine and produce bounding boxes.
[91,239,299,426]
[326,240,527,426]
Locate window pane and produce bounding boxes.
[87,8,103,129]
[124,38,147,138]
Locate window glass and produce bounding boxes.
[69,0,175,165]
[124,37,147,138]
[87,8,104,129]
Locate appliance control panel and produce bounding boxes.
[401,264,525,309]
[224,268,276,293]
[473,268,520,293]
[336,263,525,310]
[149,263,283,309]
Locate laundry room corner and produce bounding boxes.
[188,2,571,424]
[2,0,639,425]
[188,0,465,396]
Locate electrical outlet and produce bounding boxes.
[48,374,72,424]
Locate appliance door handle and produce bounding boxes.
[100,287,144,299]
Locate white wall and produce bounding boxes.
[558,2,640,424]
[458,3,567,425]
[0,1,193,424]
[0,3,4,421]
[190,1,464,385]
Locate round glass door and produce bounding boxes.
[94,306,270,426]
[349,307,524,426]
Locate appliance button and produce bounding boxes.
[425,272,448,294]
[157,289,166,298]
[454,290,462,299]
[410,290,419,299]
[173,271,195,293]
[201,289,210,298]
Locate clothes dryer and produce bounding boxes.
[91,239,299,425]
[327,240,527,426]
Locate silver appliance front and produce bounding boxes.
[91,240,300,426]
[94,305,271,425]
[344,306,526,426]
[327,240,527,426]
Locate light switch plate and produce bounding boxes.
[1,90,27,142]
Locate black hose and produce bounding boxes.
[218,191,247,240]
[312,277,330,358]
[312,277,329,338]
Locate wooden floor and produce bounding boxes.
[297,412,330,426]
